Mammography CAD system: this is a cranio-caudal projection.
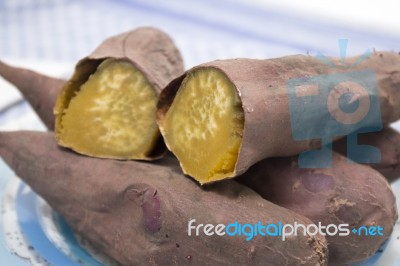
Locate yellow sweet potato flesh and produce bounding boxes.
[164,67,244,184]
[58,59,158,159]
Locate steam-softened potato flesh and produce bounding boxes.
[164,67,244,184]
[58,59,159,159]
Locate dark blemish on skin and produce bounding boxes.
[142,188,162,233]
[165,234,169,238]
[176,243,180,248]
[301,173,334,193]
[335,204,360,225]
[125,184,162,232]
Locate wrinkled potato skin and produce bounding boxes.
[158,52,400,178]
[238,152,397,265]
[0,131,328,266]
[55,27,184,160]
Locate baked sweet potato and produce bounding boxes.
[238,152,397,265]
[0,131,328,265]
[0,60,66,130]
[55,27,184,160]
[334,127,400,182]
[157,52,400,184]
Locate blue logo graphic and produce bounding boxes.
[287,40,382,168]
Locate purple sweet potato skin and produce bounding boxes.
[238,152,397,265]
[55,27,184,160]
[0,60,66,130]
[334,127,400,182]
[0,131,328,266]
[87,26,184,94]
[158,52,400,178]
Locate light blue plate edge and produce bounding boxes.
[51,212,104,266]
[16,182,106,266]
[16,183,79,266]
[0,160,29,266]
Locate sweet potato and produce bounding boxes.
[238,152,397,265]
[334,127,400,182]
[0,60,66,130]
[0,131,328,265]
[55,27,184,160]
[157,52,400,184]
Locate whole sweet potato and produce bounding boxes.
[238,152,397,265]
[0,131,328,266]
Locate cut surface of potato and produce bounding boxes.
[164,67,244,184]
[57,59,159,159]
